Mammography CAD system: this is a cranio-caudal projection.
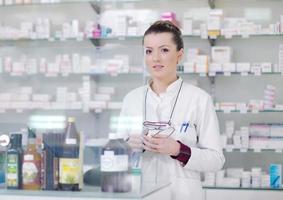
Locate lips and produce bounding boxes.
[153,65,164,70]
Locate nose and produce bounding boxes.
[152,51,160,62]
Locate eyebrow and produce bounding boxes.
[145,45,170,49]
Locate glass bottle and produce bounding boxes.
[58,117,80,191]
[101,133,131,193]
[6,133,23,189]
[22,128,41,190]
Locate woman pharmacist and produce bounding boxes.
[117,20,225,200]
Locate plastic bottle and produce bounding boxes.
[58,117,80,191]
[101,133,131,193]
[6,133,23,189]
[22,128,41,190]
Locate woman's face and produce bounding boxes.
[143,32,183,81]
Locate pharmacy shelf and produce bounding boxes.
[216,33,283,39]
[215,109,283,113]
[223,148,283,153]
[203,186,283,191]
[180,72,283,77]
[0,0,144,6]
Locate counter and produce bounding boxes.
[0,182,171,200]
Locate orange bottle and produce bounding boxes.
[22,128,41,190]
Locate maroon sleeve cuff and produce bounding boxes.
[170,141,191,166]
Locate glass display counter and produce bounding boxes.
[0,182,171,200]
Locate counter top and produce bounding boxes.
[0,182,171,200]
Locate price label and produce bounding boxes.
[240,109,247,114]
[95,109,103,113]
[242,34,250,38]
[225,148,233,152]
[254,71,262,76]
[275,149,282,153]
[251,110,259,114]
[48,37,55,42]
[224,34,232,39]
[16,109,23,113]
[223,109,231,113]
[224,72,231,76]
[240,148,248,153]
[253,148,261,153]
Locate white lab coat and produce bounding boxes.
[117,78,225,200]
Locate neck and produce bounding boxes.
[151,76,178,94]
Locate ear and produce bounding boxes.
[177,48,184,63]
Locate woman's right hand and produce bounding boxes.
[127,134,143,151]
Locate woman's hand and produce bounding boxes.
[142,134,180,156]
[127,134,143,151]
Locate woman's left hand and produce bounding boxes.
[142,134,180,156]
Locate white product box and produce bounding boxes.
[249,123,270,137]
[209,63,223,72]
[4,57,12,72]
[97,86,115,95]
[270,124,283,137]
[183,12,193,35]
[0,57,2,73]
[236,63,251,72]
[32,94,51,102]
[261,63,272,73]
[250,63,261,74]
[195,63,208,73]
[183,62,195,73]
[72,53,81,73]
[223,63,236,72]
[0,102,10,109]
[4,0,13,5]
[26,59,37,74]
[11,62,25,75]
[71,20,79,38]
[47,63,60,74]
[39,58,47,73]
[20,87,33,94]
[212,46,232,63]
[10,94,30,101]
[220,102,236,111]
[248,99,264,110]
[107,101,123,110]
[238,22,255,35]
[70,102,82,110]
[66,93,77,102]
[94,93,111,101]
[0,94,11,101]
[280,16,283,33]
[115,15,127,36]
[207,9,223,31]
[51,102,67,110]
[81,56,91,73]
[88,101,107,109]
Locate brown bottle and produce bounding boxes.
[22,128,41,190]
[58,117,80,191]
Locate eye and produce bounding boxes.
[161,48,169,53]
[145,49,152,55]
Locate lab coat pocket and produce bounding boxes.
[177,122,198,146]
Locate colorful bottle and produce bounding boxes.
[58,117,80,191]
[22,128,41,190]
[6,133,23,189]
[101,133,131,193]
